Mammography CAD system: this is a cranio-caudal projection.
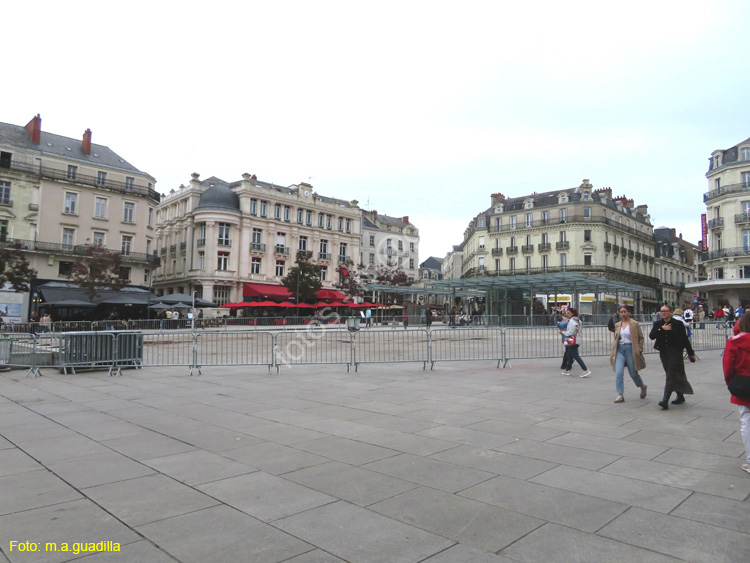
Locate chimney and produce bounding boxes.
[402,216,409,224]
[490,193,505,206]
[82,128,92,155]
[671,228,676,240]
[25,114,42,144]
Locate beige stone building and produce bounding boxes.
[154,173,361,305]
[0,115,159,318]
[687,137,750,309]
[457,180,660,314]
[360,211,419,282]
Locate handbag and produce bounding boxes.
[728,373,750,399]
[564,335,577,346]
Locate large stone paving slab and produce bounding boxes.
[274,501,455,563]
[0,471,82,516]
[136,505,313,563]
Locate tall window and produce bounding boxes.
[260,201,267,217]
[250,199,257,215]
[320,239,328,255]
[583,207,591,218]
[92,232,105,246]
[306,210,312,226]
[409,258,414,269]
[121,235,133,255]
[398,240,403,251]
[67,165,77,180]
[148,207,153,227]
[743,171,750,187]
[743,229,750,250]
[584,254,592,266]
[386,238,392,249]
[369,235,375,246]
[509,257,516,272]
[251,257,261,274]
[345,218,351,233]
[275,260,285,276]
[560,253,567,268]
[326,215,333,230]
[339,242,347,260]
[64,192,78,214]
[560,231,567,242]
[123,202,135,223]
[742,147,750,161]
[62,228,75,249]
[542,254,549,270]
[0,181,9,205]
[584,229,591,242]
[510,216,517,230]
[274,204,281,220]
[213,286,230,306]
[97,171,107,185]
[125,177,134,190]
[218,223,231,246]
[198,251,205,270]
[318,213,324,227]
[542,211,549,224]
[525,256,531,271]
[284,206,290,221]
[541,232,549,244]
[559,208,567,223]
[369,253,375,264]
[338,217,344,231]
[319,266,327,281]
[297,209,304,223]
[525,213,532,227]
[217,251,229,270]
[410,242,415,252]
[93,197,106,219]
[299,235,308,251]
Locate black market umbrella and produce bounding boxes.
[98,295,148,305]
[159,293,217,307]
[42,299,96,307]
[148,303,172,309]
[170,303,192,309]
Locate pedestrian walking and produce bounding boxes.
[365,308,372,328]
[722,311,750,475]
[402,310,408,329]
[610,305,648,403]
[560,308,591,377]
[650,304,696,410]
[425,308,433,329]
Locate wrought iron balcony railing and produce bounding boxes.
[0,238,160,265]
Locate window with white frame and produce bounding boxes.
[217,251,229,271]
[148,207,153,227]
[338,217,344,231]
[284,206,290,221]
[67,165,77,180]
[123,202,135,223]
[369,234,375,246]
[252,228,262,244]
[251,257,261,274]
[125,177,134,190]
[542,210,549,224]
[198,251,205,270]
[121,235,133,255]
[542,254,548,269]
[583,207,591,218]
[509,257,516,272]
[339,242,347,260]
[409,258,414,269]
[510,216,517,230]
[398,240,403,251]
[260,201,267,217]
[213,286,231,306]
[743,171,750,187]
[64,192,78,214]
[478,217,485,228]
[297,209,303,223]
[410,242,415,252]
[275,260,285,276]
[525,256,531,271]
[559,208,567,222]
[742,147,750,161]
[92,231,105,246]
[345,218,351,232]
[0,181,10,204]
[326,215,333,229]
[274,204,281,219]
[560,253,567,267]
[62,227,75,249]
[369,253,375,264]
[525,213,532,227]
[320,265,328,280]
[299,235,308,251]
[218,223,231,246]
[97,171,107,185]
[250,199,257,215]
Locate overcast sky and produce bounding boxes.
[5,1,749,261]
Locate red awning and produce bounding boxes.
[317,289,348,301]
[243,283,292,299]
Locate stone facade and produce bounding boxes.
[360,211,419,281]
[687,137,750,310]
[0,115,159,317]
[154,173,361,305]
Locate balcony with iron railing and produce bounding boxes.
[160,247,167,255]
[612,244,620,255]
[604,242,612,252]
[506,246,518,255]
[521,244,534,253]
[274,245,289,255]
[735,213,750,225]
[491,247,503,255]
[196,238,205,247]
[1,159,160,202]
[701,246,750,261]
[537,243,551,252]
[704,182,750,202]
[489,213,652,239]
[179,242,187,251]
[708,217,724,229]
[169,244,177,254]
[628,250,635,259]
[635,251,642,261]
[318,252,331,260]
[250,242,266,252]
[556,241,570,250]
[338,255,349,262]
[217,239,232,247]
[0,237,160,265]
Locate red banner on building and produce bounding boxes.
[701,214,708,251]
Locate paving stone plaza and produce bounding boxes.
[1,349,749,562]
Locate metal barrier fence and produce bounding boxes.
[1,323,733,377]
[275,329,354,372]
[353,329,430,370]
[429,327,502,369]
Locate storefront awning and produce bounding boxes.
[243,283,292,299]
[317,289,348,301]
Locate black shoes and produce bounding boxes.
[658,400,669,410]
[671,395,685,405]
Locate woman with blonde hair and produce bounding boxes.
[610,305,648,403]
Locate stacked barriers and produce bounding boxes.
[0,323,732,377]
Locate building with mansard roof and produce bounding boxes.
[154,173,361,306]
[0,115,159,320]
[359,210,419,282]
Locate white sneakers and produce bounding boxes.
[742,463,750,475]
[580,370,591,378]
[614,393,624,403]
[561,370,571,375]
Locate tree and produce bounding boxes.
[0,242,37,292]
[375,264,411,287]
[335,260,368,298]
[69,245,128,301]
[282,251,323,303]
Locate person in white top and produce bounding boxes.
[609,305,648,403]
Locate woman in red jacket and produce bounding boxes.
[723,311,750,475]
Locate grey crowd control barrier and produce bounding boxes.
[0,323,732,377]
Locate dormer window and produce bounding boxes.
[583,191,590,201]
[559,193,567,204]
[495,205,503,213]
[524,199,533,209]
[742,147,750,161]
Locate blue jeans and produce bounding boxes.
[564,345,587,371]
[615,343,644,394]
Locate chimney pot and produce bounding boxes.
[402,216,409,224]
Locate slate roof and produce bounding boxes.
[0,120,146,175]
